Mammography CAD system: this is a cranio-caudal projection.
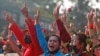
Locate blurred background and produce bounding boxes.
[0,0,100,37]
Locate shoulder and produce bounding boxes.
[39,54,44,56]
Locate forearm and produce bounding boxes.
[36,24,48,52]
[9,22,27,47]
[25,18,43,55]
[94,22,100,33]
[56,19,71,43]
[87,20,95,37]
[8,39,22,56]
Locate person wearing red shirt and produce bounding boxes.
[5,4,43,56]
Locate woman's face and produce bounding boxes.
[48,36,60,52]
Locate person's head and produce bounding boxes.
[47,34,61,53]
[24,34,32,44]
[92,44,100,56]
[22,29,32,44]
[74,33,87,52]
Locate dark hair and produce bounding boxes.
[24,35,32,44]
[92,44,100,56]
[76,33,87,48]
[92,44,100,50]
[46,34,61,45]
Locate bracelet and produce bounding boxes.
[89,23,94,29]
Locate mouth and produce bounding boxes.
[49,46,55,50]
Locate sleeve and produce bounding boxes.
[56,19,71,43]
[25,18,43,55]
[35,23,48,52]
[9,22,27,47]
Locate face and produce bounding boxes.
[74,36,79,46]
[24,35,32,44]
[48,36,60,52]
[74,36,80,49]
[94,47,100,56]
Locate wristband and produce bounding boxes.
[89,23,94,29]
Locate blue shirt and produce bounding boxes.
[43,50,64,56]
[35,24,48,52]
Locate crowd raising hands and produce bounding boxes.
[0,2,99,56]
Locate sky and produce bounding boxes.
[88,0,100,9]
[58,0,75,14]
[58,0,100,14]
[62,0,100,9]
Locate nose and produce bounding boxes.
[50,40,54,45]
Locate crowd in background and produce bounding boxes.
[0,3,100,56]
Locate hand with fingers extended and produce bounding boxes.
[53,5,61,20]
[35,9,40,24]
[21,3,29,18]
[93,9,100,33]
[87,9,95,30]
[93,9,98,23]
[87,9,94,21]
[5,11,14,23]
[51,21,59,35]
[61,9,67,25]
[84,25,89,36]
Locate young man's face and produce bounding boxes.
[74,36,80,46]
[74,36,82,50]
[48,36,60,52]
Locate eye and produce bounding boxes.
[48,40,52,42]
[53,40,58,43]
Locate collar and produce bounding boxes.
[44,50,64,56]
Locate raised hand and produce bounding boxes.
[87,9,94,21]
[5,11,14,23]
[93,9,98,23]
[35,9,40,24]
[21,2,28,18]
[53,5,61,19]
[51,22,59,35]
[7,30,13,40]
[84,25,89,36]
[61,9,67,25]
[93,9,100,33]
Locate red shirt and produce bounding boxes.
[9,17,43,56]
[56,19,71,43]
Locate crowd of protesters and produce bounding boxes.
[0,3,100,56]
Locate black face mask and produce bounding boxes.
[24,35,32,44]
